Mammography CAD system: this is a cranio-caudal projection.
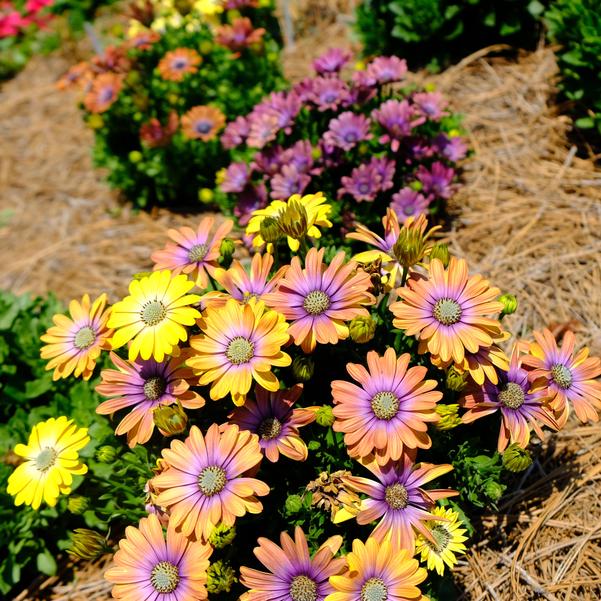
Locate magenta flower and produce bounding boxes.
[263,91,301,133]
[313,48,351,75]
[252,145,283,176]
[369,156,395,191]
[270,164,311,199]
[247,111,280,148]
[311,77,352,111]
[367,56,408,84]
[292,77,315,103]
[338,162,381,202]
[221,161,251,193]
[343,455,457,550]
[281,140,316,174]
[413,91,449,120]
[221,115,249,149]
[434,134,468,162]
[323,112,372,151]
[391,188,431,220]
[416,161,455,199]
[374,99,425,151]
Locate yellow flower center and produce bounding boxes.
[551,363,573,389]
[74,326,96,350]
[384,483,409,510]
[426,524,452,554]
[150,561,180,593]
[289,575,318,601]
[187,243,208,263]
[498,382,525,409]
[361,577,388,601]
[258,417,282,440]
[371,391,400,420]
[144,376,167,401]
[141,300,167,327]
[303,290,331,315]
[198,465,227,496]
[35,447,58,472]
[225,336,254,364]
[433,298,462,326]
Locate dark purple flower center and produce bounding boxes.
[344,131,358,143]
[384,482,408,510]
[358,182,371,194]
[433,298,462,326]
[198,465,227,496]
[98,87,114,104]
[144,376,167,401]
[172,57,188,70]
[551,363,573,389]
[258,417,282,440]
[74,326,96,350]
[404,205,415,215]
[323,92,337,103]
[195,120,213,134]
[150,561,180,593]
[498,382,525,410]
[289,574,318,601]
[360,576,388,601]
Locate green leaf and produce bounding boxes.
[36,550,57,576]
[575,117,595,129]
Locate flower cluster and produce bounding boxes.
[0,0,53,39]
[217,49,466,241]
[59,0,283,208]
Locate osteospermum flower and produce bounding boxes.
[158,48,201,81]
[140,112,179,148]
[462,346,558,451]
[240,527,345,601]
[264,247,375,353]
[153,423,269,541]
[202,253,287,309]
[521,329,601,426]
[391,258,504,364]
[332,348,442,464]
[96,351,205,447]
[391,188,431,221]
[105,513,212,600]
[181,105,226,141]
[342,457,457,551]
[7,417,90,510]
[83,73,123,113]
[229,384,316,462]
[187,299,291,404]
[367,55,408,84]
[40,293,112,381]
[152,217,234,289]
[415,506,468,576]
[326,537,427,601]
[270,164,311,199]
[323,112,372,151]
[313,48,351,75]
[108,270,201,362]
[373,99,424,151]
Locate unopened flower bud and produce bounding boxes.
[284,494,304,514]
[259,216,282,244]
[429,243,450,268]
[207,560,237,594]
[502,443,532,472]
[198,188,214,204]
[278,199,308,240]
[208,523,236,549]
[484,480,504,502]
[446,366,467,392]
[499,293,518,316]
[349,315,376,344]
[95,445,117,463]
[292,355,314,382]
[435,404,462,430]
[67,495,89,515]
[129,150,143,163]
[87,114,104,130]
[68,529,108,560]
[219,238,236,267]
[315,406,335,427]
[153,402,188,436]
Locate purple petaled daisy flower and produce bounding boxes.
[407,139,435,162]
[434,133,468,162]
[416,161,455,199]
[412,91,449,121]
[367,56,408,85]
[373,99,426,151]
[247,111,281,148]
[252,146,284,176]
[462,345,558,452]
[350,69,378,104]
[235,182,268,226]
[270,164,311,199]
[292,77,316,103]
[343,455,457,551]
[369,156,396,191]
[338,162,382,202]
[221,161,251,193]
[391,188,431,220]
[319,139,344,168]
[281,140,315,174]
[221,115,249,149]
[323,111,372,151]
[240,527,345,600]
[313,48,351,75]
[311,77,352,112]
[229,384,316,462]
[264,91,301,133]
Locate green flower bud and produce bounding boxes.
[315,406,335,427]
[68,529,108,560]
[208,523,236,549]
[125,70,141,86]
[499,293,518,316]
[484,480,504,502]
[87,114,104,130]
[198,188,214,205]
[67,495,89,515]
[129,150,143,163]
[219,238,236,267]
[95,445,117,463]
[284,494,303,514]
[311,146,322,161]
[429,243,450,268]
[435,404,462,430]
[358,142,370,155]
[292,355,314,382]
[446,366,467,392]
[153,402,188,436]
[409,180,423,192]
[502,443,532,473]
[207,560,237,594]
[278,200,308,240]
[349,315,376,344]
[259,216,282,244]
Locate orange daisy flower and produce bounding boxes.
[390,257,504,364]
[157,48,201,81]
[181,105,226,141]
[83,73,123,113]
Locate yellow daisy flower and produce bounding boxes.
[108,270,201,362]
[245,192,332,253]
[415,506,468,576]
[7,417,90,510]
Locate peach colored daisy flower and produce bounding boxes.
[157,48,201,81]
[83,73,123,113]
[181,105,226,141]
[264,247,375,353]
[152,423,269,541]
[105,513,212,600]
[390,257,504,364]
[332,348,442,465]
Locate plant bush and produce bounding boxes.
[215,50,467,245]
[355,0,547,70]
[60,0,284,209]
